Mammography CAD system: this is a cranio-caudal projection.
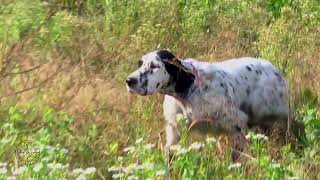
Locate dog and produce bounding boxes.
[126,50,289,161]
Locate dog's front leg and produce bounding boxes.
[165,121,180,151]
[164,116,181,167]
[163,96,183,154]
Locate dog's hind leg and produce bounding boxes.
[217,106,249,162]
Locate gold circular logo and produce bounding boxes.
[15,139,40,165]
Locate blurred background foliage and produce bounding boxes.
[0,0,319,179]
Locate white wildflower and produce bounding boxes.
[112,172,125,179]
[256,134,268,141]
[0,167,7,174]
[76,174,86,180]
[7,176,16,180]
[128,175,139,180]
[169,144,182,151]
[33,163,43,172]
[41,2,49,6]
[287,176,299,180]
[84,167,96,175]
[46,145,54,152]
[141,162,154,170]
[13,166,27,176]
[61,148,69,154]
[246,132,268,141]
[118,156,124,161]
[156,169,166,176]
[135,164,145,170]
[176,147,188,156]
[72,168,84,175]
[0,162,7,167]
[41,157,49,162]
[206,137,217,144]
[170,144,188,155]
[228,163,242,170]
[144,143,155,150]
[188,142,204,151]
[123,166,134,174]
[123,146,135,153]
[135,138,143,144]
[47,163,63,170]
[108,166,122,172]
[271,163,281,168]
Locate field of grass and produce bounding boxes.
[0,0,319,179]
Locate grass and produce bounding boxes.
[0,0,319,179]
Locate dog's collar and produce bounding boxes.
[189,62,204,89]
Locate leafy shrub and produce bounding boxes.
[36,11,79,49]
[0,105,97,179]
[0,0,46,45]
[266,0,294,18]
[296,102,320,157]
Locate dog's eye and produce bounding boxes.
[138,60,143,67]
[150,62,159,69]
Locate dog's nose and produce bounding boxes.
[126,77,138,87]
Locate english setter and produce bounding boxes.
[126,50,288,160]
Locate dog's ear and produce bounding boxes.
[157,49,176,60]
[157,50,193,74]
[157,50,195,95]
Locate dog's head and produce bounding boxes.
[126,50,195,96]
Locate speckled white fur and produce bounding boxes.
[164,57,289,149]
[127,50,289,160]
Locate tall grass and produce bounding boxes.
[0,0,319,179]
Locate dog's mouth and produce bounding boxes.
[126,86,148,96]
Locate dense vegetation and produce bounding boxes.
[0,0,319,179]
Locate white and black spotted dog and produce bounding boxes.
[126,50,289,160]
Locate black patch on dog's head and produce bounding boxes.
[142,78,148,88]
[139,71,149,88]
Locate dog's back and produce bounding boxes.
[182,57,289,129]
